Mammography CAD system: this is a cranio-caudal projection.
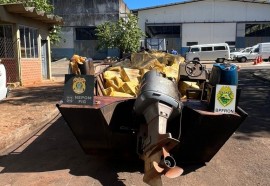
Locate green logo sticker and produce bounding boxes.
[217,86,234,107]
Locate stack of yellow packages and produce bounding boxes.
[102,51,185,97]
[102,67,140,97]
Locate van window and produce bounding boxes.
[201,47,212,51]
[254,47,259,53]
[214,46,226,51]
[243,48,252,53]
[190,47,199,52]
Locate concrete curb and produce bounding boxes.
[0,108,60,156]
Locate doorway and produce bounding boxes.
[145,23,182,53]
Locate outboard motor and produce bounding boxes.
[134,70,183,185]
[0,59,8,100]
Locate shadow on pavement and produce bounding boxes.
[1,83,64,106]
[0,117,144,185]
[236,70,270,138]
[0,116,207,185]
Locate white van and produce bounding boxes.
[236,42,270,62]
[186,43,230,63]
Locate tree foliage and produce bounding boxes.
[0,0,53,13]
[0,0,60,44]
[95,14,145,54]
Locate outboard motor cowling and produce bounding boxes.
[134,70,182,118]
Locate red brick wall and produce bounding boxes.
[21,59,42,85]
[1,59,19,83]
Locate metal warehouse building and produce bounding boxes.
[132,0,270,55]
[50,0,130,60]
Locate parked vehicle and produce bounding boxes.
[230,47,252,61]
[0,59,8,100]
[236,42,270,62]
[185,43,230,63]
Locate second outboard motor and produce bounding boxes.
[134,70,183,186]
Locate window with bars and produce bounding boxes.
[0,25,14,58]
[19,26,39,58]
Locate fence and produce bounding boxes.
[0,37,19,83]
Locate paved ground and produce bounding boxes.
[0,81,64,155]
[0,59,68,155]
[0,59,269,185]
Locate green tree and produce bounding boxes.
[0,0,60,44]
[0,0,53,13]
[95,21,118,50]
[95,14,145,54]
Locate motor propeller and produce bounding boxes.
[143,148,183,186]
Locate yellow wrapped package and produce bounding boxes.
[152,52,170,65]
[111,59,132,68]
[105,79,119,91]
[107,66,122,72]
[102,87,114,96]
[163,61,180,80]
[120,68,140,83]
[112,91,134,98]
[131,52,164,70]
[179,81,200,97]
[140,69,150,77]
[102,87,133,97]
[112,76,124,88]
[131,52,153,66]
[120,81,139,96]
[103,70,121,80]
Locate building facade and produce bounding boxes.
[50,0,130,60]
[133,0,270,55]
[0,4,63,85]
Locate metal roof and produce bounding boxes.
[132,0,270,12]
[1,3,63,25]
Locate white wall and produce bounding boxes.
[182,23,236,47]
[137,0,270,42]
